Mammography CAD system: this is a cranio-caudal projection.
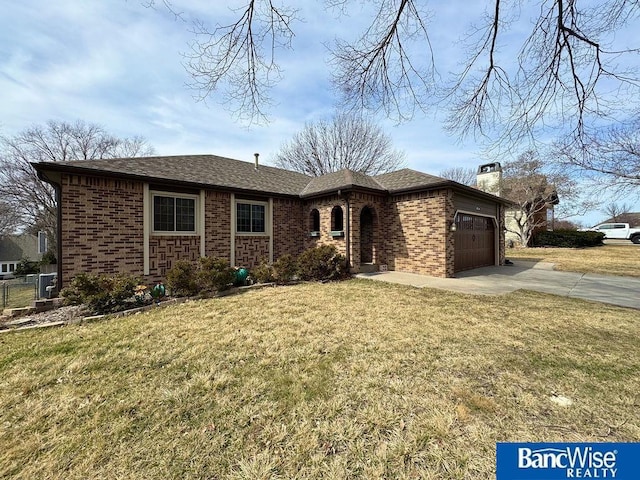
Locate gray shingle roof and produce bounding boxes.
[373,168,448,193]
[34,154,506,203]
[0,234,39,262]
[300,169,385,197]
[35,154,313,197]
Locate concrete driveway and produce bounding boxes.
[356,261,640,309]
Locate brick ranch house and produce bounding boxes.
[34,154,508,288]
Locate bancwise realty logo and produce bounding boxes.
[496,443,640,479]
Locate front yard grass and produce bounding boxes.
[1,280,638,479]
[506,244,640,277]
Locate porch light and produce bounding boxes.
[450,221,457,232]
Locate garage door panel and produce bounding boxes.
[454,214,495,272]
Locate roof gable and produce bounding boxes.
[300,169,385,197]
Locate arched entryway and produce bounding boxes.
[360,206,375,264]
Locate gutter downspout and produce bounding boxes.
[37,171,63,289]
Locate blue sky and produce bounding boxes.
[1,1,637,226]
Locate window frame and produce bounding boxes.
[151,191,199,235]
[235,199,269,235]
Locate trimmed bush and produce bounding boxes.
[61,272,141,314]
[166,260,199,297]
[532,230,605,248]
[252,261,275,283]
[198,256,235,292]
[297,245,348,281]
[272,254,298,284]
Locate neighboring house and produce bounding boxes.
[476,162,557,246]
[0,234,44,278]
[34,154,509,288]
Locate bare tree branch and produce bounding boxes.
[330,0,435,122]
[552,116,640,198]
[274,112,405,176]
[447,0,640,148]
[0,120,154,248]
[184,1,298,124]
[439,167,476,186]
[501,151,593,245]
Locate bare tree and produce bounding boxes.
[0,200,20,236]
[501,151,590,246]
[553,118,640,198]
[601,202,633,223]
[439,167,476,186]
[171,1,640,144]
[274,112,405,176]
[0,120,154,248]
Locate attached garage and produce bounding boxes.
[454,214,496,272]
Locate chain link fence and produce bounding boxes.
[1,275,39,309]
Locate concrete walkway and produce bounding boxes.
[356,261,640,309]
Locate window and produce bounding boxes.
[38,231,48,254]
[310,209,320,232]
[331,206,344,231]
[1,264,6,273]
[237,201,266,233]
[152,194,196,233]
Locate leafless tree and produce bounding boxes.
[0,120,154,249]
[274,112,405,176]
[601,202,633,223]
[0,200,20,236]
[171,1,640,144]
[552,118,640,198]
[501,151,589,246]
[439,167,476,186]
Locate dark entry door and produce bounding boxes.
[454,214,495,272]
[360,207,374,263]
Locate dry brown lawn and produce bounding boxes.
[506,244,640,277]
[1,280,638,479]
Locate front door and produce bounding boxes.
[360,207,374,264]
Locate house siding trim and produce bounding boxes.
[199,189,206,258]
[230,193,236,266]
[143,183,150,275]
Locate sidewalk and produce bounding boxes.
[356,261,640,309]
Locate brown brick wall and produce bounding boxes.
[235,236,270,268]
[303,195,348,257]
[205,191,232,260]
[60,174,144,283]
[273,198,305,259]
[383,189,451,278]
[148,236,201,278]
